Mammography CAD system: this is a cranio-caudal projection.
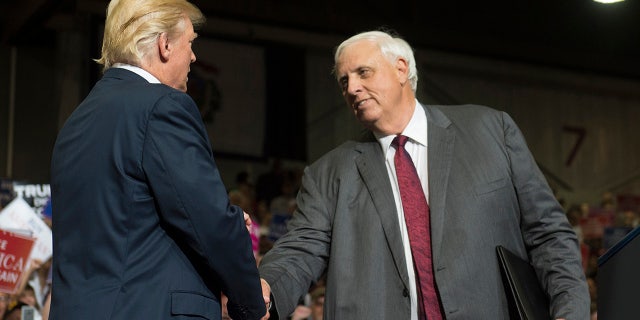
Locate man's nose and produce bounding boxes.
[346,77,362,95]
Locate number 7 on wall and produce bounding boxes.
[562,126,586,167]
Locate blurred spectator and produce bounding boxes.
[3,301,41,320]
[3,302,25,320]
[566,204,592,272]
[267,169,301,242]
[618,210,639,228]
[255,200,272,236]
[566,205,584,243]
[580,202,591,219]
[13,258,51,314]
[228,170,266,259]
[230,171,256,213]
[41,198,52,229]
[256,235,274,267]
[600,191,616,212]
[228,189,261,259]
[290,285,325,320]
[29,259,51,310]
[309,286,325,320]
[267,197,296,243]
[0,292,11,320]
[18,285,38,311]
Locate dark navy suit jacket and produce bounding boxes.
[50,68,264,320]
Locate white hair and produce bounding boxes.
[334,30,418,92]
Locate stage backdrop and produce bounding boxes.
[190,38,266,158]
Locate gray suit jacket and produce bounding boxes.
[259,103,590,319]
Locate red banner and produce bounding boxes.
[0,229,35,294]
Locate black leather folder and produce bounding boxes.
[496,245,550,320]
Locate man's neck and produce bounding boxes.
[371,94,417,136]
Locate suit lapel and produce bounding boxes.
[355,142,410,289]
[352,104,454,289]
[425,105,455,262]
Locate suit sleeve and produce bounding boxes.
[259,166,332,319]
[142,92,264,320]
[502,112,590,319]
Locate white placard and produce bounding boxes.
[0,197,53,262]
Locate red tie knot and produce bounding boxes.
[393,135,409,148]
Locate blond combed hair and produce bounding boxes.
[96,0,205,71]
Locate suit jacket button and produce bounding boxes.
[403,288,409,297]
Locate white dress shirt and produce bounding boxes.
[375,99,429,320]
[112,63,161,84]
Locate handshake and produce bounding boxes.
[241,212,272,320]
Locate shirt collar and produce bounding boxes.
[375,99,428,154]
[112,63,161,84]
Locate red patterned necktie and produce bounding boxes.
[393,135,442,320]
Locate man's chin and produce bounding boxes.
[356,111,377,125]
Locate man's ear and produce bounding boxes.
[395,57,409,86]
[158,32,171,62]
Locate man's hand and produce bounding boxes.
[243,211,252,233]
[291,305,312,320]
[221,294,231,320]
[260,278,272,320]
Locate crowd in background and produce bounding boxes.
[560,191,640,319]
[0,220,52,320]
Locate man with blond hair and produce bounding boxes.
[50,0,268,319]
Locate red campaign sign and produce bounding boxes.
[0,229,36,294]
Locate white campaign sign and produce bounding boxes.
[0,197,53,262]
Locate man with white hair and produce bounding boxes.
[258,30,589,319]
